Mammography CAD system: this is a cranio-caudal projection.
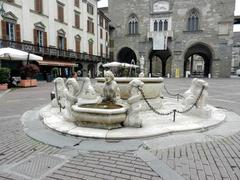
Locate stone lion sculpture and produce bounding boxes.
[102,70,121,103]
[124,79,144,128]
[182,78,208,110]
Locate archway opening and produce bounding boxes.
[149,49,171,77]
[184,43,212,77]
[117,47,137,64]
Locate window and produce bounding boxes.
[105,20,108,29]
[87,18,94,34]
[159,20,163,31]
[75,12,80,28]
[100,44,103,56]
[58,36,65,50]
[100,29,103,39]
[154,20,158,31]
[75,36,81,52]
[35,0,43,13]
[75,0,79,7]
[187,9,199,32]
[87,3,94,15]
[6,22,15,41]
[106,32,108,41]
[153,19,168,32]
[106,46,108,58]
[128,15,138,35]
[88,41,93,55]
[37,30,44,46]
[100,16,104,27]
[57,2,64,22]
[164,20,168,31]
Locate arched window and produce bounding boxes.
[187,9,199,32]
[128,15,138,34]
[159,20,163,31]
[154,20,158,31]
[164,20,168,31]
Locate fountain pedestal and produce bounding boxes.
[71,103,127,129]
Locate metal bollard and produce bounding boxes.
[50,91,55,100]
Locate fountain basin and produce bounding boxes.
[95,77,164,99]
[71,103,128,129]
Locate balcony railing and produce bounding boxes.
[0,39,109,62]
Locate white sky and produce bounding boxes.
[98,0,240,31]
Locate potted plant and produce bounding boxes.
[0,68,10,90]
[20,64,40,87]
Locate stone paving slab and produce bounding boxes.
[0,79,240,179]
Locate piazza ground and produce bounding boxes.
[0,77,240,180]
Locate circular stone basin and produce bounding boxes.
[95,77,164,99]
[71,103,127,130]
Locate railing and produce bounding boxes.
[0,39,109,62]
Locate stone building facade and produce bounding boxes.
[108,0,235,78]
[0,0,110,79]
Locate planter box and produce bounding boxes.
[0,83,8,90]
[19,79,37,87]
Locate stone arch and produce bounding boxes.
[184,42,214,77]
[117,47,137,64]
[149,48,172,77]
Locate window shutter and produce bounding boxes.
[39,0,43,13]
[92,22,94,34]
[64,37,67,50]
[43,32,47,47]
[15,24,21,42]
[33,29,38,45]
[1,20,7,40]
[75,38,80,52]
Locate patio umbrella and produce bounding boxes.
[103,62,139,68]
[0,47,43,61]
[102,62,122,68]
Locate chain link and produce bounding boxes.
[138,85,205,119]
[138,87,173,116]
[176,86,205,114]
[163,84,184,99]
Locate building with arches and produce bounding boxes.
[108,0,235,77]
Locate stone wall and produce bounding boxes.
[108,0,235,77]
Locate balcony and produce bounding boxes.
[0,39,109,63]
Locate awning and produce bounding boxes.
[37,60,78,67]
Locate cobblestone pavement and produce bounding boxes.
[0,78,239,180]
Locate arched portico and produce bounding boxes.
[149,49,171,77]
[117,47,137,64]
[184,43,213,77]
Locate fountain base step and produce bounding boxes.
[75,121,122,130]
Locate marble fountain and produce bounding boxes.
[39,70,226,139]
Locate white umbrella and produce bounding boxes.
[0,47,43,61]
[102,62,122,68]
[103,62,139,68]
[120,63,139,68]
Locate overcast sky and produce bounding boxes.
[98,0,240,31]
